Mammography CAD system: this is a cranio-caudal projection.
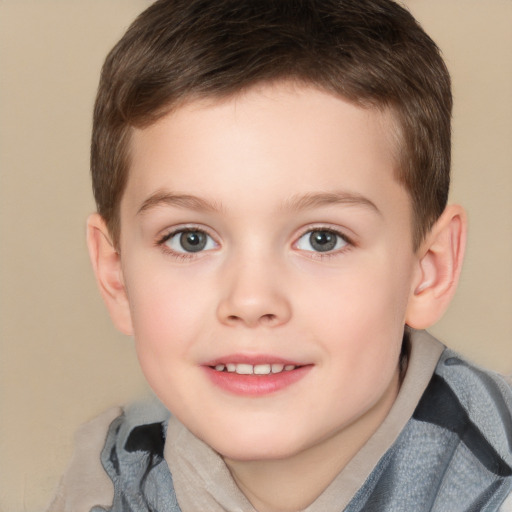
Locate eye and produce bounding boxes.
[296,229,348,253]
[162,229,217,253]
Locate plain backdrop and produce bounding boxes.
[0,1,511,510]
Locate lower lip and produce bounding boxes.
[203,365,312,396]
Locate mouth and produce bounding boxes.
[210,363,299,375]
[203,357,311,396]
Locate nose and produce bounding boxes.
[216,255,292,328]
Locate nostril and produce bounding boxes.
[261,314,277,324]
[225,313,276,325]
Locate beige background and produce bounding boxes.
[0,1,511,510]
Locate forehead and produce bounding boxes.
[122,83,409,228]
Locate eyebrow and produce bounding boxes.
[137,189,380,216]
[137,192,224,215]
[282,191,381,215]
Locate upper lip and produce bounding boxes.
[203,354,306,367]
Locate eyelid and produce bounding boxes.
[294,223,353,242]
[293,225,354,255]
[156,224,220,257]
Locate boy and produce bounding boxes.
[49,0,512,510]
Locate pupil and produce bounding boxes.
[180,231,207,252]
[310,231,336,252]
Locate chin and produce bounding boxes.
[207,429,307,462]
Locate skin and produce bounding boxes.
[89,82,466,511]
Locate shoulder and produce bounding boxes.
[427,348,512,464]
[46,399,172,512]
[97,398,171,478]
[409,347,512,507]
[46,406,122,512]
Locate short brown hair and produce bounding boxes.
[91,0,452,249]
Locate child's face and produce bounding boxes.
[117,83,420,462]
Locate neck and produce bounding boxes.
[224,368,401,512]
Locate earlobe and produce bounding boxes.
[406,205,467,330]
[86,213,134,335]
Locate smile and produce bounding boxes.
[204,359,312,396]
[212,363,298,375]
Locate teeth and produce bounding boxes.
[254,364,271,375]
[213,363,297,374]
[236,364,253,375]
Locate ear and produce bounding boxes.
[405,204,467,330]
[86,213,134,335]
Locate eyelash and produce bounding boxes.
[156,226,218,261]
[294,226,354,260]
[155,225,354,261]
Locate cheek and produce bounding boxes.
[297,255,411,369]
[125,267,214,405]
[303,260,408,329]
[125,264,212,356]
